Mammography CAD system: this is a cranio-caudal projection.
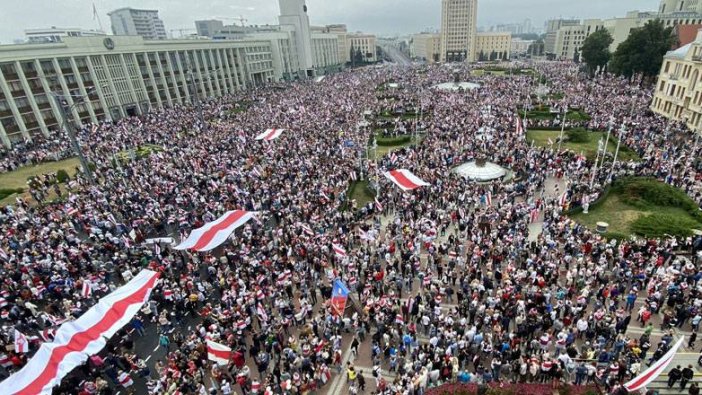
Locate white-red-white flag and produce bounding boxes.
[374,198,383,211]
[14,330,28,353]
[175,210,257,252]
[624,337,684,392]
[383,169,429,191]
[207,340,232,366]
[81,282,92,298]
[332,243,347,257]
[255,128,285,141]
[118,372,133,387]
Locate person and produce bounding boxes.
[689,382,700,395]
[681,364,695,390]
[357,370,366,392]
[668,365,683,388]
[690,332,697,349]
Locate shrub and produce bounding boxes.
[614,177,702,221]
[567,128,590,143]
[0,188,25,200]
[375,135,412,146]
[56,169,70,183]
[631,213,699,238]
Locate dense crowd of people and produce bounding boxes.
[0,61,701,395]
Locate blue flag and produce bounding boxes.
[331,279,350,316]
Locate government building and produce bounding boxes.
[0,0,344,146]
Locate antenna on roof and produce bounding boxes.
[92,2,104,32]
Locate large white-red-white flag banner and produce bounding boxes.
[624,336,684,392]
[0,270,160,395]
[255,128,285,141]
[175,210,257,252]
[383,169,429,191]
[207,340,232,366]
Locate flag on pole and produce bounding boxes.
[255,128,285,141]
[14,330,28,353]
[330,279,350,316]
[256,304,269,322]
[207,340,232,366]
[81,282,92,298]
[118,372,133,388]
[374,197,383,212]
[389,152,398,164]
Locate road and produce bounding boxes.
[381,45,412,67]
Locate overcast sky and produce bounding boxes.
[1,0,662,43]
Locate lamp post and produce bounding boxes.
[557,105,566,153]
[607,124,624,184]
[50,88,97,187]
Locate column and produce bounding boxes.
[208,49,222,96]
[84,56,111,122]
[14,61,49,137]
[163,51,182,104]
[154,53,174,105]
[218,49,235,93]
[51,58,81,127]
[99,55,124,119]
[34,59,63,128]
[142,52,163,109]
[226,48,240,91]
[193,51,208,98]
[0,118,10,147]
[118,54,140,114]
[0,66,30,141]
[68,58,97,124]
[130,53,151,112]
[173,51,190,104]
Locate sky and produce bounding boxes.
[0,0,662,43]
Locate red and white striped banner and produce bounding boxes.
[0,270,159,395]
[14,330,28,354]
[175,210,257,252]
[624,337,684,392]
[383,169,429,191]
[207,340,231,366]
[255,128,285,141]
[332,243,347,257]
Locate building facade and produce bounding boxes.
[25,27,106,43]
[195,20,225,38]
[108,8,167,40]
[440,0,478,62]
[0,35,277,146]
[651,29,702,132]
[511,38,534,56]
[278,0,315,77]
[474,32,511,61]
[410,33,441,63]
[347,33,377,63]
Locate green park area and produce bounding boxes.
[526,129,640,161]
[521,105,591,122]
[570,177,702,239]
[0,157,80,205]
[347,180,376,209]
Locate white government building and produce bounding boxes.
[0,0,346,146]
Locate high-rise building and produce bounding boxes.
[411,33,441,63]
[278,0,315,77]
[440,0,478,62]
[474,32,511,61]
[108,8,167,40]
[659,0,702,14]
[195,20,224,38]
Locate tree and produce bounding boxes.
[489,50,497,61]
[610,19,676,79]
[580,29,613,76]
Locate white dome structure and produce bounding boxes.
[433,82,481,91]
[454,159,507,182]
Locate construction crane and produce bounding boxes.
[216,16,248,27]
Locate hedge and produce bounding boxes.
[375,135,412,146]
[0,188,25,200]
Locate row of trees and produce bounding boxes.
[580,19,677,79]
[477,50,509,61]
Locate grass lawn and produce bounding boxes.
[0,157,80,191]
[527,130,640,161]
[348,180,375,208]
[375,135,422,157]
[570,178,702,238]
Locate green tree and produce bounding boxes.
[580,29,613,76]
[610,19,676,79]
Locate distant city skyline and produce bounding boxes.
[1,0,662,43]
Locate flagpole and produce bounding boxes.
[590,138,602,190]
[600,119,613,171]
[557,105,566,153]
[607,124,623,184]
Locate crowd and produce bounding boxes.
[0,61,699,395]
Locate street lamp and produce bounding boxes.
[50,87,98,187]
